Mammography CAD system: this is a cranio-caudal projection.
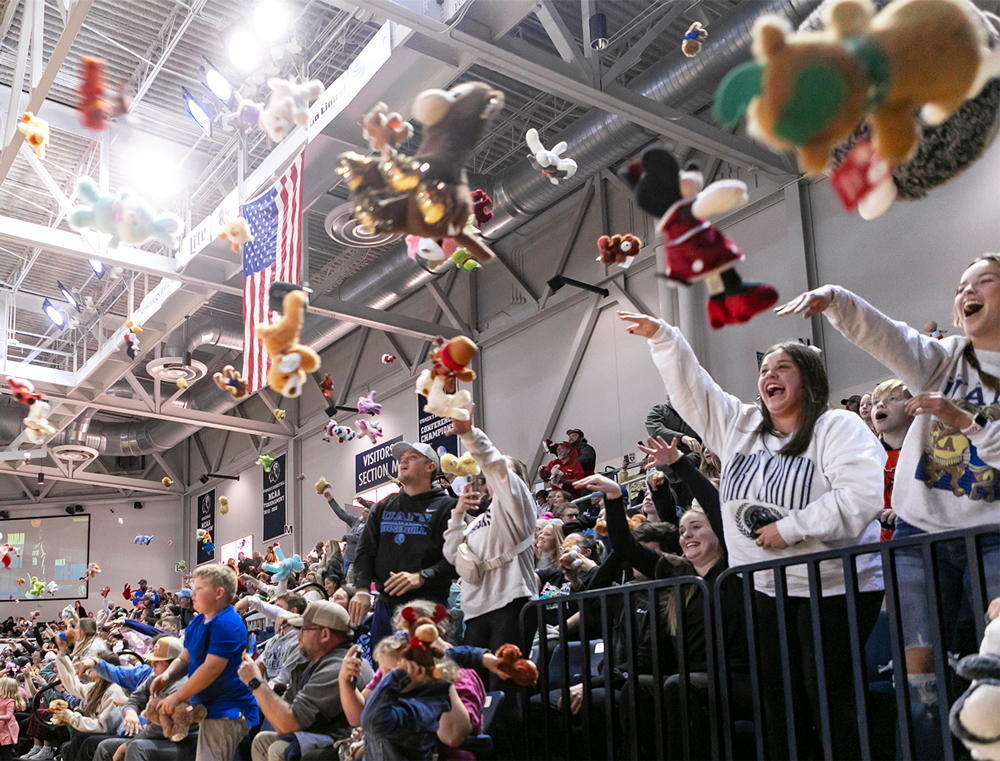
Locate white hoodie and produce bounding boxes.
[647,321,884,597]
[442,427,538,619]
[825,286,1000,533]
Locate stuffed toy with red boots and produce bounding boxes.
[619,147,778,329]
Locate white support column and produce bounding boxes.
[29,0,44,91]
[3,3,32,149]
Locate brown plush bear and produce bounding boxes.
[596,233,642,265]
[254,290,321,398]
[681,22,708,57]
[49,699,69,725]
[399,604,448,679]
[495,644,539,687]
[212,364,247,399]
[714,0,1000,175]
[143,693,207,742]
[362,102,413,158]
[338,82,504,265]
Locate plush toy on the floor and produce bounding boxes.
[494,644,539,687]
[323,422,355,443]
[123,320,142,360]
[682,22,708,57]
[416,336,478,420]
[597,233,642,267]
[338,82,504,265]
[619,147,778,329]
[950,615,1000,760]
[70,179,183,250]
[213,365,247,399]
[400,604,451,679]
[143,693,208,742]
[361,102,413,159]
[713,0,1000,176]
[526,128,577,185]
[263,545,304,582]
[356,419,383,445]
[218,217,254,254]
[440,452,480,477]
[260,77,324,143]
[18,112,49,159]
[255,289,321,398]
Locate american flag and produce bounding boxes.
[242,152,304,395]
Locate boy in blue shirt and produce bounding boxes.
[151,564,258,761]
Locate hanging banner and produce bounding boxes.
[263,453,287,542]
[196,489,215,566]
[356,435,402,493]
[418,395,458,457]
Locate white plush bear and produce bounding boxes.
[950,615,1000,760]
[259,78,324,142]
[415,371,471,421]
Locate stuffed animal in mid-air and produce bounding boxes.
[451,248,480,273]
[174,560,186,573]
[323,422,355,443]
[263,545,305,582]
[143,693,208,742]
[525,128,577,185]
[70,178,183,250]
[355,419,383,445]
[713,0,1000,176]
[197,529,214,552]
[361,101,413,158]
[440,452,479,477]
[416,336,477,420]
[320,374,334,400]
[949,615,1000,760]
[0,544,19,570]
[133,535,153,545]
[619,148,778,329]
[255,289,321,398]
[494,644,539,686]
[597,233,642,266]
[338,83,504,265]
[44,581,59,596]
[223,91,264,131]
[259,77,324,143]
[256,453,275,473]
[381,354,395,365]
[18,112,49,158]
[219,497,229,515]
[123,320,141,360]
[682,22,708,57]
[8,377,40,406]
[23,397,54,445]
[471,189,492,226]
[161,477,173,488]
[85,563,100,579]
[77,57,131,132]
[122,583,132,601]
[357,390,381,416]
[213,365,247,399]
[25,577,44,600]
[399,604,451,680]
[218,217,254,254]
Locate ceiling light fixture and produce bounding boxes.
[89,260,105,278]
[547,274,609,298]
[589,13,609,50]
[252,0,289,42]
[182,87,213,136]
[42,299,66,329]
[201,58,233,102]
[57,281,79,312]
[228,29,264,72]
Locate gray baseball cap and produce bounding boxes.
[391,441,440,469]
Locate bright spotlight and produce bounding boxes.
[253,1,289,42]
[89,260,105,278]
[57,281,79,312]
[42,299,66,329]
[229,30,264,71]
[202,59,233,102]
[182,87,213,136]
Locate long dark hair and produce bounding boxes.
[754,341,829,458]
[82,652,120,717]
[954,255,1000,393]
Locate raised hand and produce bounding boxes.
[638,435,682,468]
[618,311,663,339]
[573,473,622,500]
[774,286,836,319]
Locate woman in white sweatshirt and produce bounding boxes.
[442,405,538,691]
[779,255,1000,758]
[620,310,885,760]
[51,650,126,758]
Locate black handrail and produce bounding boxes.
[30,679,62,728]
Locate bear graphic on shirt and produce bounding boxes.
[916,398,1000,502]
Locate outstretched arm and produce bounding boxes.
[576,474,660,580]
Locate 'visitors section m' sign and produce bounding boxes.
[356,435,402,493]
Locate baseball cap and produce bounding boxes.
[176,589,192,599]
[146,637,183,662]
[285,600,352,634]
[391,441,440,469]
[566,429,584,438]
[841,394,862,406]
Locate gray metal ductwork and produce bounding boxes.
[162,316,245,358]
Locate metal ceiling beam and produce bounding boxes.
[535,0,588,77]
[601,3,688,87]
[308,295,463,341]
[0,0,95,187]
[425,279,473,337]
[355,0,793,177]
[2,463,172,495]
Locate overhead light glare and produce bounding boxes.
[202,59,233,102]
[57,281,79,312]
[182,87,213,136]
[253,1,289,42]
[229,30,264,72]
[42,299,66,329]
[89,260,105,278]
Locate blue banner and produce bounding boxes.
[418,395,458,457]
[196,489,215,565]
[262,453,287,542]
[356,435,403,493]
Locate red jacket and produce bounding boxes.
[543,450,585,495]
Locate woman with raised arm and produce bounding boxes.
[619,310,885,760]
[778,258,1000,758]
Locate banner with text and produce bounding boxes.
[418,395,458,457]
[356,435,402,493]
[263,453,287,542]
[196,489,215,566]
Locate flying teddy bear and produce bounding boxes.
[596,233,642,266]
[356,419,383,445]
[213,365,247,399]
[399,604,451,680]
[23,397,54,445]
[713,0,1000,176]
[143,692,208,742]
[259,77,324,143]
[70,178,183,250]
[338,82,504,266]
[263,545,304,582]
[494,644,539,687]
[619,148,778,329]
[254,289,321,398]
[219,497,229,515]
[218,217,254,254]
[361,101,414,158]
[525,128,577,185]
[18,112,49,159]
[682,22,708,57]
[950,615,1000,760]
[440,452,480,477]
[77,57,131,132]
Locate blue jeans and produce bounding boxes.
[893,519,1000,651]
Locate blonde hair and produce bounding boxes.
[72,618,100,658]
[0,677,24,711]
[193,564,237,602]
[872,379,909,402]
[655,554,698,636]
[534,520,564,569]
[504,456,531,486]
[373,635,409,665]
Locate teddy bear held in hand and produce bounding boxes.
[415,336,477,420]
[143,693,208,742]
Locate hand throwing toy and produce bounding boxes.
[314,477,330,495]
[213,365,247,399]
[18,112,49,159]
[254,288,321,398]
[357,390,381,416]
[218,217,254,254]
[525,128,577,185]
